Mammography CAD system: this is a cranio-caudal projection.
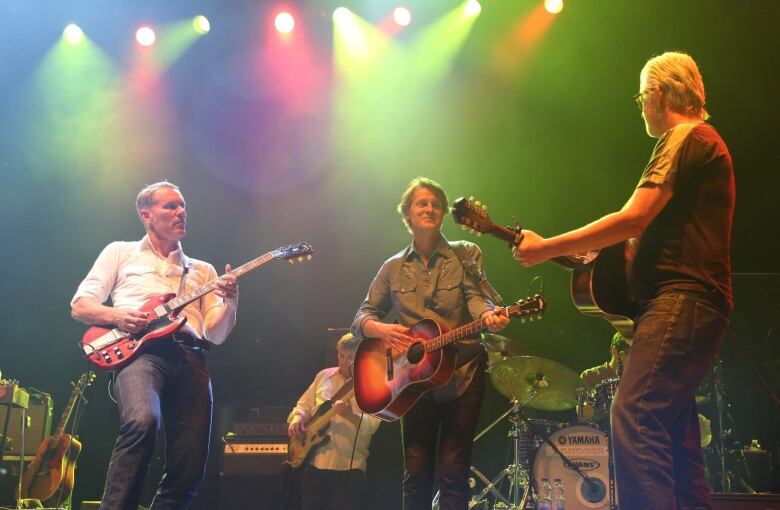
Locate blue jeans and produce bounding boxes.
[99,341,212,510]
[611,290,729,510]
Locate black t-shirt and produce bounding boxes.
[630,122,735,311]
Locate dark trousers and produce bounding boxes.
[401,365,485,510]
[100,342,213,510]
[301,465,365,510]
[611,290,729,510]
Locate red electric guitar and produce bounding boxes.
[451,197,637,337]
[19,372,95,506]
[80,242,313,370]
[353,295,545,421]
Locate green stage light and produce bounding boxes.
[193,15,210,34]
[63,24,84,45]
[464,0,481,17]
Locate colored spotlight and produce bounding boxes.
[333,7,352,24]
[393,7,412,26]
[193,15,210,34]
[464,0,481,17]
[62,24,84,45]
[275,12,295,33]
[136,26,156,46]
[544,0,564,14]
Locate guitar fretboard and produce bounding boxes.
[422,301,536,353]
[163,251,275,313]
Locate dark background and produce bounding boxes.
[1,0,778,508]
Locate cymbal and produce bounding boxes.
[480,333,532,365]
[489,355,581,411]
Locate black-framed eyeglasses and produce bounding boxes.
[633,88,653,111]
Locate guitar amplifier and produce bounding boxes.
[0,392,54,456]
[221,437,289,476]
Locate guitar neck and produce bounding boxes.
[485,223,587,270]
[54,375,90,437]
[164,251,275,312]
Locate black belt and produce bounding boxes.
[171,332,211,352]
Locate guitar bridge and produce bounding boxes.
[385,348,394,381]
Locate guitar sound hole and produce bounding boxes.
[406,342,425,364]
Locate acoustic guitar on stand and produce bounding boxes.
[19,371,95,507]
[80,243,313,370]
[353,295,546,421]
[451,197,636,337]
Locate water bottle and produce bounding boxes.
[554,478,565,510]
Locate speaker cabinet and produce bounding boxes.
[0,394,54,456]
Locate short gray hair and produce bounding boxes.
[135,181,180,218]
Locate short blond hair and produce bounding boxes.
[337,333,360,351]
[641,51,709,120]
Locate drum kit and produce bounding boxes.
[467,334,620,510]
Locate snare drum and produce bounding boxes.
[591,377,620,423]
[533,424,615,510]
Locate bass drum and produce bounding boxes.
[533,425,615,510]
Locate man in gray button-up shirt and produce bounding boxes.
[352,177,508,510]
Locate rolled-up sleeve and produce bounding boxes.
[351,261,393,338]
[71,242,121,306]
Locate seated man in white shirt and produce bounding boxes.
[288,333,381,510]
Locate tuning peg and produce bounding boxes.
[520,318,526,323]
[306,255,312,261]
[474,200,481,207]
[288,259,294,264]
[461,224,469,231]
[476,232,482,237]
[468,195,475,202]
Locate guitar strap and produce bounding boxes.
[449,242,504,305]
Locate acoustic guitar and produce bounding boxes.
[451,197,636,337]
[19,371,95,506]
[354,295,545,421]
[80,243,313,370]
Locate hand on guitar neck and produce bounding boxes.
[451,197,636,338]
[363,309,510,355]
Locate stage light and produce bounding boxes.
[275,12,295,34]
[393,7,412,27]
[544,0,563,14]
[464,0,481,17]
[136,26,156,47]
[333,7,352,24]
[62,24,84,45]
[193,15,210,34]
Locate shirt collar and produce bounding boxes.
[139,235,187,266]
[404,234,453,262]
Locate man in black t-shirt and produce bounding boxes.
[512,52,734,510]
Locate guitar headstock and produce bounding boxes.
[273,242,314,264]
[451,196,494,237]
[506,294,546,323]
[451,196,521,246]
[74,371,96,393]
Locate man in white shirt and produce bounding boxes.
[288,334,381,510]
[71,181,238,510]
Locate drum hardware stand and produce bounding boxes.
[471,390,539,509]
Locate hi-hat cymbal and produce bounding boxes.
[489,355,581,411]
[480,333,532,365]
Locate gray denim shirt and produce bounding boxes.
[352,235,494,401]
